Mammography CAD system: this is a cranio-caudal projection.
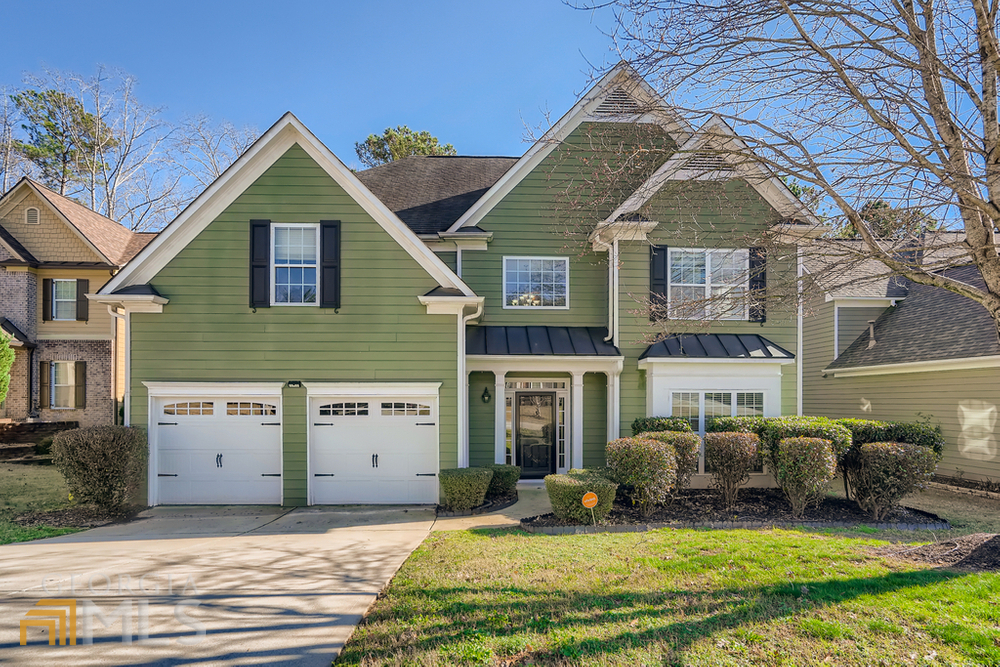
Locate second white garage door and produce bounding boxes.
[309,390,439,504]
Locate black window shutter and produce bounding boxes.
[320,220,341,309]
[749,247,767,323]
[40,361,50,407]
[649,245,668,321]
[74,361,86,409]
[76,279,89,321]
[42,278,52,321]
[249,220,271,308]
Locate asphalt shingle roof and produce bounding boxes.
[356,156,518,234]
[828,265,998,369]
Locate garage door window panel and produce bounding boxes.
[381,402,431,416]
[164,402,214,416]
[226,401,277,416]
[320,402,369,416]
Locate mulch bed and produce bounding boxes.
[437,491,519,517]
[523,487,945,529]
[878,533,1000,572]
[10,504,145,529]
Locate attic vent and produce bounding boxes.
[594,88,641,115]
[685,152,733,173]
[25,207,39,224]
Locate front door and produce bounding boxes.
[515,392,556,479]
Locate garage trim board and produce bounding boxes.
[144,382,286,506]
[305,382,441,505]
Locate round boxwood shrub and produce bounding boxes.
[606,437,677,516]
[630,416,693,436]
[836,418,944,500]
[853,442,939,520]
[439,467,494,511]
[776,437,837,518]
[483,463,520,499]
[637,431,702,493]
[704,432,759,510]
[760,417,852,472]
[51,426,148,508]
[705,415,771,435]
[544,471,618,524]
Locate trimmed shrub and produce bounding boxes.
[606,437,677,516]
[776,437,837,518]
[51,426,148,508]
[760,417,852,471]
[853,442,938,520]
[631,416,693,436]
[705,415,772,435]
[888,421,945,457]
[704,432,759,509]
[545,470,618,524]
[836,418,944,499]
[483,463,520,499]
[637,431,702,492]
[439,467,494,511]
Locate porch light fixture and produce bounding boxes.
[482,386,491,404]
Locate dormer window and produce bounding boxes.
[25,207,39,224]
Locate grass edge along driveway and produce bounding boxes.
[339,527,1000,666]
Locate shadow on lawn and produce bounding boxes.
[360,567,986,664]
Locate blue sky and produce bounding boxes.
[3,0,620,169]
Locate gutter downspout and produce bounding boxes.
[796,245,803,416]
[458,301,483,468]
[604,239,619,346]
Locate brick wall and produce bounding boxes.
[2,348,30,420]
[35,339,113,427]
[0,420,79,445]
[0,267,37,339]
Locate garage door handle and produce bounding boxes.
[416,422,435,426]
[314,422,335,426]
[261,473,281,477]
[158,422,177,426]
[314,473,335,477]
[158,473,178,477]
[261,422,281,426]
[415,473,436,477]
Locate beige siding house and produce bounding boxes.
[0,179,154,426]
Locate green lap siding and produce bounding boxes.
[130,144,459,505]
[468,371,496,467]
[583,373,608,468]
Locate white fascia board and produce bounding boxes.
[143,381,285,397]
[88,292,167,313]
[417,295,484,315]
[830,297,900,308]
[0,179,31,218]
[589,220,659,250]
[303,382,442,397]
[446,64,692,233]
[466,355,624,375]
[638,357,794,371]
[101,113,474,297]
[609,116,820,227]
[823,355,1000,377]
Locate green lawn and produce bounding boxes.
[0,463,79,544]
[340,527,1000,666]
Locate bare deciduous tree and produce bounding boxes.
[173,114,259,189]
[568,0,1000,335]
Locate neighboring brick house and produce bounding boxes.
[0,178,155,426]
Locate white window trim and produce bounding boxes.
[25,207,39,224]
[270,223,320,307]
[50,361,76,409]
[51,279,77,321]
[502,255,570,310]
[667,247,749,321]
[668,389,767,475]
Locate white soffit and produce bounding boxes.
[445,63,693,233]
[100,113,475,297]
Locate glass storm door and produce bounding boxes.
[516,393,556,479]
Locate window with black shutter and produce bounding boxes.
[249,220,341,309]
[649,245,668,321]
[748,247,767,323]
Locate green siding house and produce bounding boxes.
[96,64,819,505]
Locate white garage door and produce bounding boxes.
[309,393,439,504]
[154,396,282,504]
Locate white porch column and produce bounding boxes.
[606,370,621,443]
[571,371,585,469]
[494,370,507,464]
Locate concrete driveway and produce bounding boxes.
[0,505,436,666]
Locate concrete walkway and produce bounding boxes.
[0,485,551,665]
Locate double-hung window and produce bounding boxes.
[51,280,78,320]
[503,257,569,309]
[40,360,86,410]
[272,224,319,305]
[41,278,88,322]
[668,248,748,320]
[671,390,765,473]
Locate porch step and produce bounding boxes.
[0,444,36,460]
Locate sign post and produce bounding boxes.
[581,491,598,526]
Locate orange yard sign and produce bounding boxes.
[581,492,598,508]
